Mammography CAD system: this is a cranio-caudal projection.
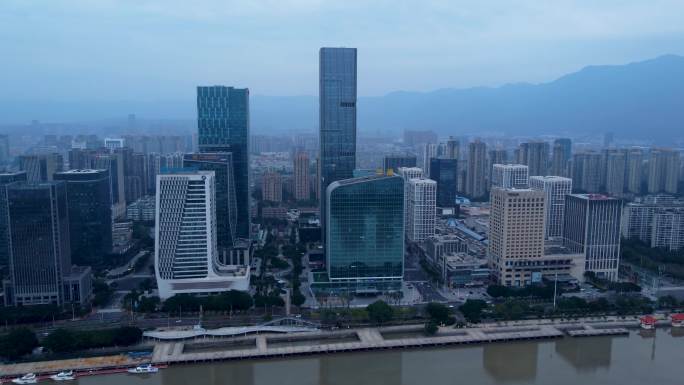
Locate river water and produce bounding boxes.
[80,328,684,385]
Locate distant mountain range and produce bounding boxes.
[2,55,684,141]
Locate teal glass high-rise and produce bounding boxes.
[319,47,357,244]
[197,86,250,240]
[325,175,404,292]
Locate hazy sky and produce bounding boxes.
[2,0,684,101]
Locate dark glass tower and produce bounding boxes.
[554,138,572,163]
[184,153,237,254]
[326,175,404,292]
[54,169,112,266]
[319,47,357,242]
[429,158,458,207]
[0,172,27,266]
[5,182,71,305]
[197,86,250,240]
[383,154,417,174]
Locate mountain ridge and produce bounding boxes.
[1,54,683,140]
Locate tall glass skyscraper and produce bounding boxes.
[5,182,71,305]
[54,169,112,266]
[325,175,404,293]
[0,172,27,267]
[197,86,250,240]
[319,47,357,243]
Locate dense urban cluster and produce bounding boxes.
[0,48,683,364]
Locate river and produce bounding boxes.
[79,328,683,385]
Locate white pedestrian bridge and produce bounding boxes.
[143,317,321,341]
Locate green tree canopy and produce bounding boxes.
[459,299,487,323]
[367,300,394,325]
[0,328,38,360]
[424,321,439,336]
[425,302,451,324]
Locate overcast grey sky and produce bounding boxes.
[2,0,684,101]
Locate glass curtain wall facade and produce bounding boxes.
[325,175,404,293]
[429,158,458,207]
[0,172,27,267]
[5,182,71,305]
[197,86,250,240]
[319,47,357,243]
[54,169,112,266]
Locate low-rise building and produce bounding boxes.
[126,196,156,221]
[425,234,468,263]
[112,221,134,255]
[63,266,93,306]
[262,206,288,220]
[442,252,490,287]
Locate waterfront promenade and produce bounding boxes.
[149,323,569,364]
[0,315,674,378]
[149,315,675,365]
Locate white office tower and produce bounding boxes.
[406,178,437,242]
[563,194,622,281]
[530,176,572,239]
[396,167,423,180]
[104,138,125,151]
[397,167,424,231]
[491,164,529,189]
[155,170,249,300]
[422,143,438,176]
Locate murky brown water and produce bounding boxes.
[78,328,684,385]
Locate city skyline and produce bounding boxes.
[1,1,684,377]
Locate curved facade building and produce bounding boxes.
[155,170,249,300]
[325,175,404,293]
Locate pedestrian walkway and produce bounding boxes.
[151,323,565,365]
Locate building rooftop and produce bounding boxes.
[570,193,617,200]
[57,169,106,174]
[445,253,487,269]
[160,168,214,176]
[408,178,435,184]
[7,181,63,189]
[529,175,572,181]
[544,245,580,256]
[492,187,538,193]
[329,174,400,187]
[493,163,527,168]
[64,265,92,279]
[397,167,422,171]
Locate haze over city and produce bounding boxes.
[0,2,684,385]
[2,1,684,98]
